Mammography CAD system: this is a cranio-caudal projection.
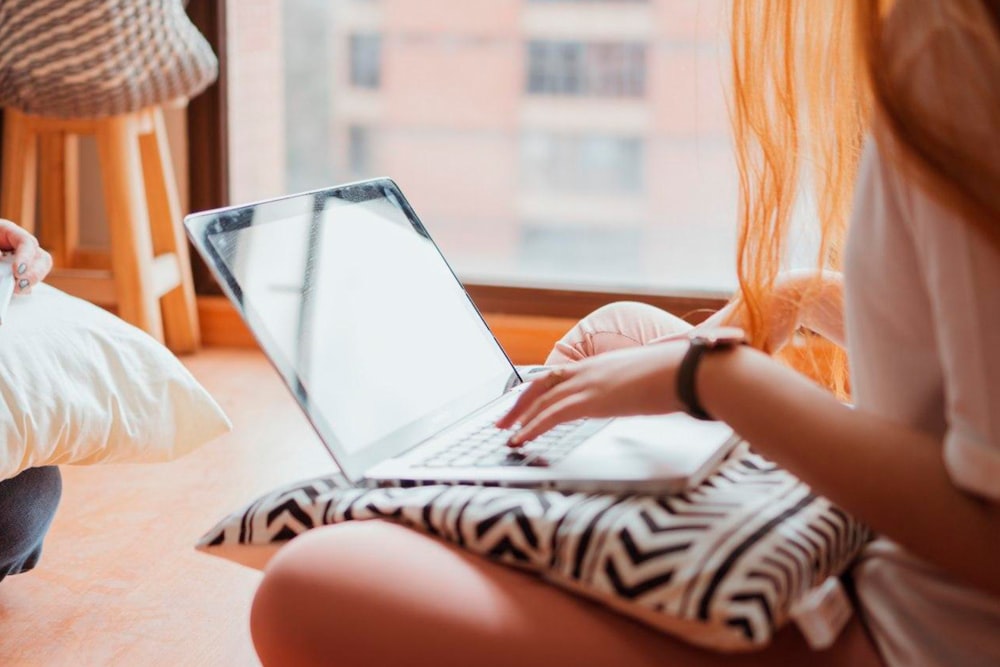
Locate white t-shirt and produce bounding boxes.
[844,3,1000,663]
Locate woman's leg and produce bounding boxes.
[251,522,882,667]
[546,301,694,365]
[0,466,62,582]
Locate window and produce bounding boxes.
[526,41,647,97]
[222,0,740,295]
[521,132,643,193]
[529,0,646,3]
[349,34,381,89]
[518,225,643,282]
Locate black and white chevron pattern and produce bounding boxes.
[199,444,870,652]
[0,0,217,118]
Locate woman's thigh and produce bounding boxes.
[547,302,693,365]
[251,522,882,667]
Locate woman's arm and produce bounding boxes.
[499,342,1000,598]
[699,346,1000,597]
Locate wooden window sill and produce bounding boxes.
[197,287,727,365]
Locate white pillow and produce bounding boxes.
[0,284,231,480]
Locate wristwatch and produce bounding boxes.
[676,327,747,421]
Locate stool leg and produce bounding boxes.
[139,108,200,353]
[1,109,38,233]
[38,133,80,266]
[95,113,164,342]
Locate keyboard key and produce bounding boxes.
[416,418,596,468]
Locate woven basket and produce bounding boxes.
[0,0,217,119]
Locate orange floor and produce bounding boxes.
[0,349,337,666]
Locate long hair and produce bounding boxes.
[729,0,1000,396]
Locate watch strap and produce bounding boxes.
[676,329,747,421]
[677,338,714,420]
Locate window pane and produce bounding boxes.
[349,34,381,88]
[227,0,739,292]
[519,225,643,283]
[525,41,647,97]
[520,133,643,193]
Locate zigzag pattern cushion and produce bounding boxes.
[198,444,870,652]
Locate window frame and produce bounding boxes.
[185,0,730,321]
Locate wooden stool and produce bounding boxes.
[1,106,200,353]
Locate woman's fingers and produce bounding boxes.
[0,219,52,294]
[495,381,542,429]
[0,218,29,250]
[504,378,583,445]
[12,244,50,294]
[509,394,591,446]
[11,236,37,294]
[34,247,52,286]
[496,366,573,429]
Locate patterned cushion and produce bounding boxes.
[0,0,217,118]
[198,443,870,652]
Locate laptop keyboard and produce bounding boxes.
[417,418,604,468]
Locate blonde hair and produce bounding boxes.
[728,0,1000,396]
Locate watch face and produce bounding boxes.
[697,326,747,348]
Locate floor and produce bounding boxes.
[0,349,338,667]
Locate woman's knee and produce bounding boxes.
[251,529,333,666]
[252,522,416,667]
[0,466,62,581]
[252,521,665,667]
[250,521,878,667]
[547,301,694,364]
[251,520,546,667]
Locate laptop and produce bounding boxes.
[184,178,740,493]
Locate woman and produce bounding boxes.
[0,217,58,583]
[250,0,1000,664]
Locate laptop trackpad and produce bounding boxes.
[558,413,736,479]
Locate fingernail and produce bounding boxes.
[18,279,29,290]
[17,263,26,275]
[508,435,521,447]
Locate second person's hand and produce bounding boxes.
[0,218,52,294]
[496,340,690,446]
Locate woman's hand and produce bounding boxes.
[0,218,52,294]
[497,340,689,445]
[500,269,845,445]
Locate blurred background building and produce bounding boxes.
[228,0,738,293]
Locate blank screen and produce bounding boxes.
[206,191,515,459]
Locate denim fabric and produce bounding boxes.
[0,466,61,582]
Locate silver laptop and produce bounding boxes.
[185,179,739,493]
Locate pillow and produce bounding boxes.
[198,443,870,652]
[0,284,231,480]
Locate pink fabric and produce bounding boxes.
[545,301,693,365]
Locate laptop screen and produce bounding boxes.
[186,180,518,481]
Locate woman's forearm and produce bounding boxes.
[699,345,1000,596]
